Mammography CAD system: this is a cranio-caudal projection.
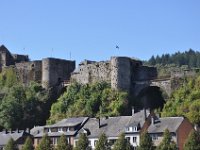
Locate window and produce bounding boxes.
[109,139,117,145]
[133,137,137,143]
[75,140,78,147]
[133,126,137,132]
[94,140,98,146]
[152,134,158,140]
[58,128,63,132]
[47,128,51,133]
[126,137,131,142]
[89,140,91,146]
[52,137,58,145]
[126,127,130,132]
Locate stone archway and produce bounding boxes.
[135,86,166,110]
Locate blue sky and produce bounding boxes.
[0,0,200,64]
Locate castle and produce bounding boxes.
[71,57,157,94]
[0,45,157,96]
[0,45,75,89]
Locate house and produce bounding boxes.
[74,110,151,150]
[0,129,32,150]
[33,117,89,148]
[148,116,193,150]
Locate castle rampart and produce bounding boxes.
[15,61,42,85]
[71,56,157,94]
[111,57,131,91]
[71,60,111,84]
[0,45,75,89]
[42,58,75,89]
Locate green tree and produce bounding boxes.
[75,133,91,150]
[138,131,154,150]
[4,138,18,150]
[161,76,200,125]
[36,134,52,150]
[48,82,128,124]
[57,134,72,150]
[22,136,34,150]
[95,133,110,150]
[0,81,49,129]
[157,129,177,150]
[184,130,200,150]
[112,133,133,150]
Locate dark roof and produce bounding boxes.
[0,45,10,53]
[0,130,28,145]
[34,117,89,138]
[34,131,77,138]
[30,126,44,136]
[148,117,184,133]
[45,117,89,128]
[76,110,147,138]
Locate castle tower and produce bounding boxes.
[110,57,131,92]
[42,58,75,89]
[0,45,15,68]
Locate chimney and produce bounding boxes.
[15,128,19,133]
[151,116,155,125]
[98,118,101,128]
[3,129,8,134]
[143,108,147,120]
[26,128,30,133]
[132,107,135,116]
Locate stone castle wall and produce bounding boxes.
[133,66,157,81]
[111,57,131,91]
[0,45,159,94]
[15,61,42,85]
[12,54,29,63]
[42,58,75,89]
[71,60,111,84]
[0,45,75,89]
[71,57,157,93]
[0,45,15,67]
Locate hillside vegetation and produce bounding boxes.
[161,75,200,125]
[145,49,200,78]
[48,82,129,124]
[0,68,49,129]
[147,49,200,68]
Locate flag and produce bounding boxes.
[116,45,119,49]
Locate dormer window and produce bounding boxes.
[48,128,51,133]
[126,127,130,132]
[133,126,137,132]
[58,127,63,132]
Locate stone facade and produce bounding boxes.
[71,56,157,94]
[71,60,111,84]
[42,58,75,89]
[0,45,75,89]
[15,61,42,85]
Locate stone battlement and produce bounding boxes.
[71,56,157,93]
[0,45,158,95]
[0,45,75,89]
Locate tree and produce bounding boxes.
[112,133,133,150]
[36,134,52,150]
[22,136,34,150]
[138,131,154,150]
[4,138,18,150]
[75,133,91,150]
[156,129,177,150]
[57,134,72,150]
[95,133,110,150]
[184,130,200,150]
[48,82,128,123]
